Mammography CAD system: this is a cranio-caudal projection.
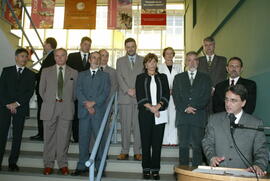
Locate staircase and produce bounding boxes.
[0,109,178,181]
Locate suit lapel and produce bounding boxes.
[184,72,192,88]
[64,66,71,88]
[221,113,233,142]
[51,65,57,93]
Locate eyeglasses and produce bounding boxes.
[224,97,241,103]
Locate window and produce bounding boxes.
[11,4,184,70]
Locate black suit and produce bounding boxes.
[35,51,56,138]
[172,71,212,166]
[213,77,257,114]
[66,52,90,142]
[135,73,170,171]
[0,66,35,166]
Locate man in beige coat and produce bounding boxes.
[39,48,78,175]
[116,38,143,160]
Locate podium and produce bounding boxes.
[175,166,270,181]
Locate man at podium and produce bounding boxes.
[202,84,269,176]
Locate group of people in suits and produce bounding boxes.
[0,35,268,178]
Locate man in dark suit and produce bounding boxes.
[67,36,91,143]
[203,85,268,176]
[72,52,110,176]
[172,51,212,167]
[30,37,57,141]
[0,48,36,171]
[198,36,227,86]
[198,37,227,115]
[213,57,256,114]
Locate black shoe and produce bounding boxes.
[8,164,19,171]
[71,169,88,176]
[152,173,160,180]
[143,171,151,180]
[30,134,43,141]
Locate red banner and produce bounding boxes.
[141,13,166,26]
[141,0,166,26]
[3,0,22,29]
[64,0,97,29]
[107,0,132,29]
[31,0,55,29]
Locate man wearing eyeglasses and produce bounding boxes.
[202,84,268,176]
[213,57,257,114]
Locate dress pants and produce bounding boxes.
[138,110,165,171]
[43,102,72,168]
[76,115,105,171]
[72,100,79,142]
[119,104,141,154]
[0,108,25,166]
[178,125,204,167]
[36,93,43,137]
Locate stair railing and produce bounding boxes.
[85,92,119,181]
[2,0,44,65]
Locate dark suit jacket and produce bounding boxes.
[0,66,35,116]
[76,70,110,120]
[202,112,268,170]
[198,55,227,86]
[135,73,170,111]
[67,52,90,72]
[172,71,212,128]
[36,51,56,95]
[213,77,257,114]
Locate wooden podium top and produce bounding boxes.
[175,166,270,181]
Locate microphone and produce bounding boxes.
[237,124,267,131]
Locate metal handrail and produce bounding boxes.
[4,0,41,63]
[85,93,118,181]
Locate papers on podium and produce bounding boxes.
[155,110,168,125]
[193,166,256,177]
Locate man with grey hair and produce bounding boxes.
[173,51,212,167]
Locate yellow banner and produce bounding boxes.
[64,0,97,29]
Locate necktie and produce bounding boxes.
[17,68,22,78]
[231,79,235,86]
[207,56,212,71]
[58,67,64,100]
[130,57,134,69]
[100,67,103,71]
[190,72,194,86]
[83,54,87,67]
[92,70,96,79]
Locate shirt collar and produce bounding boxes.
[90,68,98,73]
[16,65,25,73]
[234,110,243,124]
[128,55,136,62]
[56,64,66,70]
[229,76,240,85]
[187,70,197,76]
[206,54,215,61]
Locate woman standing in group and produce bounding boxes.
[158,47,182,146]
[135,53,170,180]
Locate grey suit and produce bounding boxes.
[76,70,110,171]
[39,65,78,168]
[116,54,143,154]
[172,71,212,166]
[202,112,269,171]
[103,65,118,103]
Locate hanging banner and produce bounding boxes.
[31,0,55,29]
[3,0,23,29]
[64,0,97,29]
[107,0,132,29]
[141,0,166,26]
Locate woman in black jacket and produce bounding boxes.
[135,53,170,180]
